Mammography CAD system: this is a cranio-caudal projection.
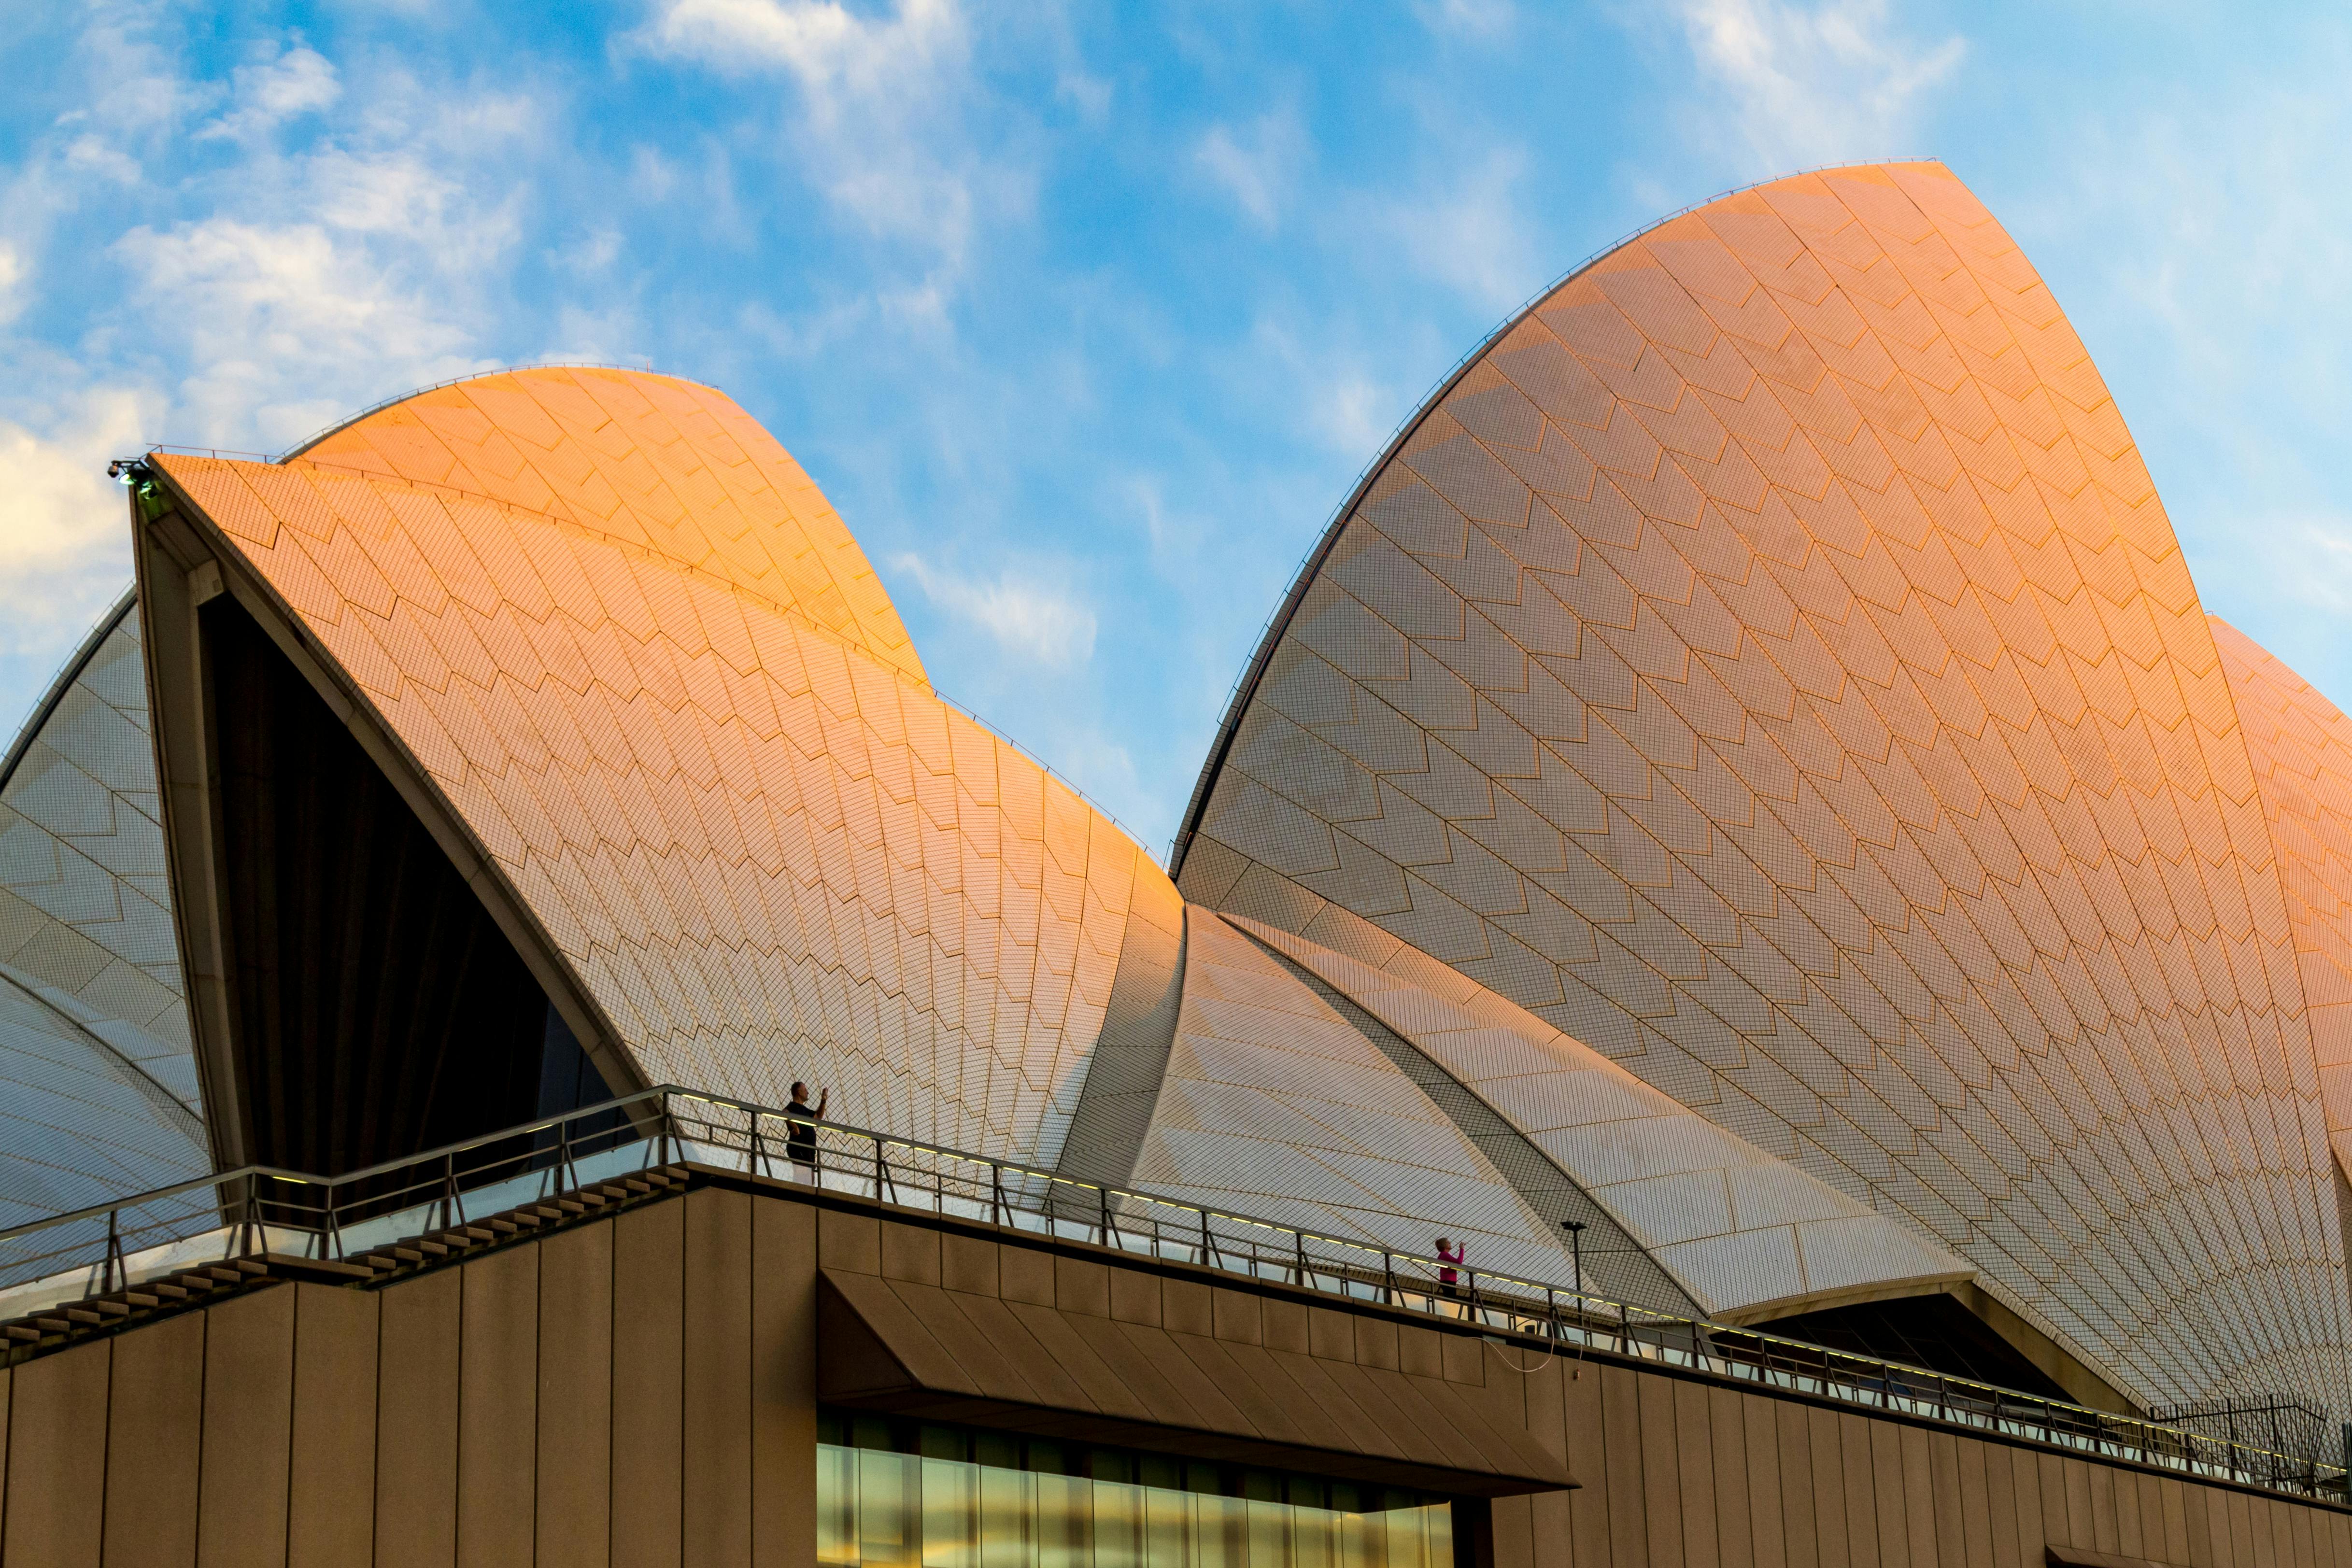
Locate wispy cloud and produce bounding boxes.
[1661,0,1964,169]
[115,216,491,449]
[1416,0,1514,38]
[199,44,340,141]
[1196,109,1308,231]
[1379,147,1536,312]
[2262,520,2352,614]
[0,245,25,329]
[893,552,1098,667]
[642,0,990,265]
[0,389,157,657]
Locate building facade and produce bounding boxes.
[4,159,2352,1552]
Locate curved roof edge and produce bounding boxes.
[1166,157,1945,877]
[271,362,722,464]
[0,587,135,797]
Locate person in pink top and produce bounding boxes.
[1435,1237,1465,1305]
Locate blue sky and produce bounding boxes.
[4,1,2350,857]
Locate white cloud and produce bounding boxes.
[114,217,489,449]
[1381,147,1537,312]
[643,0,984,263]
[0,388,158,657]
[0,245,25,328]
[893,552,1098,667]
[200,45,341,141]
[1318,376,1396,457]
[1663,0,1964,169]
[1417,0,1513,38]
[1196,111,1308,231]
[1056,71,1112,124]
[2268,521,2352,614]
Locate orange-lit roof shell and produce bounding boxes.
[151,368,1161,1160]
[295,367,927,687]
[1174,160,2347,1411]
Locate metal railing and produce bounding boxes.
[0,1083,2342,1503]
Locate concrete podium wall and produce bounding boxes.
[0,1174,2344,1568]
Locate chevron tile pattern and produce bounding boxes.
[1227,906,1967,1321]
[156,374,1165,1163]
[1130,906,1571,1276]
[0,597,207,1225]
[2214,618,2352,1178]
[298,366,928,688]
[1178,161,2346,1409]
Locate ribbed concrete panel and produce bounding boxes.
[151,376,1171,1164]
[0,975,205,1241]
[1056,873,1187,1187]
[0,594,197,1108]
[294,367,928,688]
[0,592,207,1236]
[1232,919,1704,1314]
[2214,618,2352,1181]
[1227,907,1972,1325]
[0,592,207,1231]
[1176,160,2347,1411]
[1128,907,1577,1281]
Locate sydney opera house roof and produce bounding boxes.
[9,158,2351,1424]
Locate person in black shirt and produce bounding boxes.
[785,1081,828,1184]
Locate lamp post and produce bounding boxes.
[1561,1219,1586,1299]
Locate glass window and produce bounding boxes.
[817,1413,1455,1568]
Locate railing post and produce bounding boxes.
[992,1164,1005,1229]
[1296,1230,1308,1290]
[103,1206,121,1295]
[1382,1249,1394,1305]
[874,1134,886,1205]
[1201,1207,1213,1268]
[1100,1187,1113,1249]
[749,1116,765,1182]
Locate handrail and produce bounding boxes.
[0,1080,2343,1503]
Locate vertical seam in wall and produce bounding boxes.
[529,1243,541,1568]
[98,1339,115,1564]
[535,1247,546,1568]
[191,1306,210,1560]
[283,1292,301,1567]
[741,1189,753,1568]
[609,1223,619,1568]
[372,1285,387,1562]
[455,1261,468,1561]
